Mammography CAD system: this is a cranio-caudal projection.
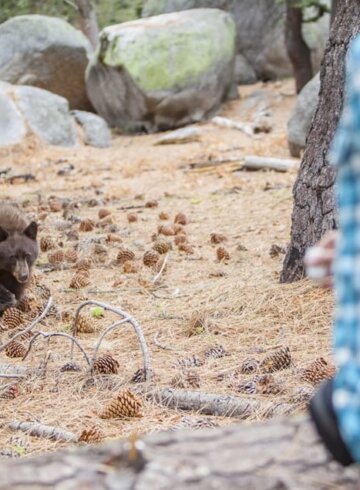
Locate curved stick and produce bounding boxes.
[89,319,128,374]
[152,253,169,284]
[73,300,152,381]
[22,331,91,366]
[0,297,53,354]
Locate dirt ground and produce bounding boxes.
[0,80,334,458]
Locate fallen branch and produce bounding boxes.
[0,297,53,354]
[185,156,242,170]
[73,301,152,381]
[6,174,36,184]
[0,364,28,378]
[242,155,300,172]
[146,388,293,418]
[22,331,91,366]
[0,415,357,488]
[8,421,78,443]
[211,116,254,137]
[153,331,174,351]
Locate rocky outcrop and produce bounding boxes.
[0,15,93,110]
[142,0,330,82]
[287,73,320,157]
[86,9,236,131]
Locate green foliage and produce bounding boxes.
[0,0,144,28]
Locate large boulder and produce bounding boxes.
[0,15,93,110]
[86,9,236,131]
[72,110,112,148]
[287,73,320,157]
[0,82,77,147]
[142,0,330,81]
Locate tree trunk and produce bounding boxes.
[74,0,99,49]
[0,415,357,489]
[281,0,360,283]
[285,1,313,93]
[331,0,339,24]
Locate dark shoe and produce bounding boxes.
[309,379,354,466]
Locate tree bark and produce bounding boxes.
[74,0,99,49]
[0,415,357,489]
[281,0,360,283]
[285,1,313,93]
[331,0,339,24]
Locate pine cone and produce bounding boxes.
[123,261,139,274]
[106,233,123,244]
[127,213,138,223]
[76,258,92,272]
[17,293,39,314]
[10,329,34,342]
[174,212,188,225]
[40,236,55,252]
[158,225,175,236]
[93,354,119,375]
[176,355,204,368]
[291,386,315,404]
[236,380,257,394]
[178,243,194,254]
[145,200,158,208]
[98,208,111,220]
[269,244,286,258]
[204,344,227,359]
[100,390,142,419]
[174,224,185,235]
[158,211,169,220]
[211,233,227,244]
[49,199,62,212]
[79,219,95,232]
[60,362,82,373]
[240,358,259,374]
[255,374,282,395]
[174,235,187,246]
[76,313,95,334]
[152,240,172,254]
[143,250,160,267]
[299,357,336,386]
[260,346,292,373]
[131,368,146,383]
[2,308,24,330]
[65,249,78,263]
[117,248,135,264]
[69,272,90,289]
[79,427,104,443]
[216,247,230,262]
[5,341,27,358]
[0,383,20,399]
[48,250,65,264]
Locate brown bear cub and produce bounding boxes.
[0,204,38,312]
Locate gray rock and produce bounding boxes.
[155,126,202,145]
[234,54,257,85]
[72,111,112,148]
[86,9,236,131]
[0,83,26,146]
[15,85,77,147]
[287,73,320,157]
[142,0,330,81]
[0,15,92,110]
[0,82,77,147]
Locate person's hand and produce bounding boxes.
[304,230,338,288]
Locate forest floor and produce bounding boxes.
[0,80,334,458]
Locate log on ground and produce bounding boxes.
[0,415,358,489]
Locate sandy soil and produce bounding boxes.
[0,80,334,458]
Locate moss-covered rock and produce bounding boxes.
[86,8,236,131]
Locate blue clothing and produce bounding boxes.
[330,35,360,462]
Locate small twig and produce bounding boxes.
[0,374,25,379]
[8,421,78,442]
[6,174,36,184]
[73,301,152,380]
[117,205,147,211]
[153,330,174,351]
[22,330,91,366]
[0,297,53,354]
[152,253,169,284]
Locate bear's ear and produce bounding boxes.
[24,221,38,241]
[0,227,8,242]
